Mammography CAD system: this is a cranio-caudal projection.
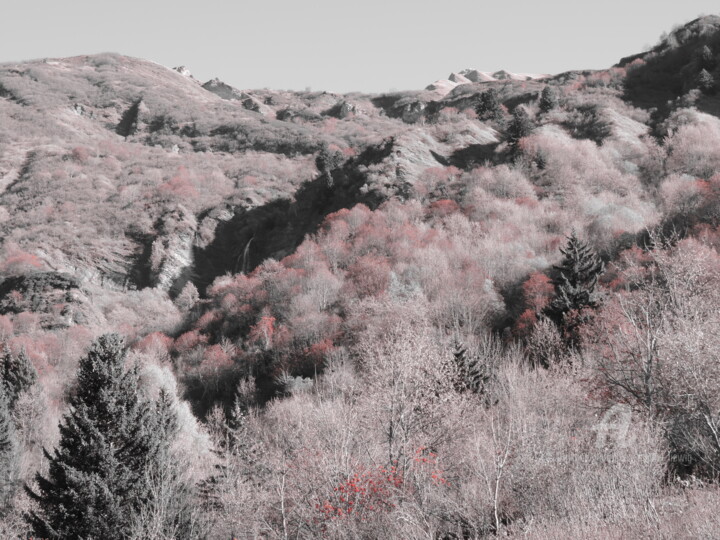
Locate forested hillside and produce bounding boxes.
[3,15,720,538]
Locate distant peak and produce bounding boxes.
[426,69,549,95]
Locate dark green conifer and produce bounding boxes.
[0,385,18,512]
[476,88,504,122]
[25,334,158,539]
[507,106,535,149]
[1,343,37,409]
[699,45,716,70]
[451,342,487,395]
[539,86,560,113]
[697,68,716,94]
[544,232,604,346]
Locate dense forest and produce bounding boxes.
[3,15,720,539]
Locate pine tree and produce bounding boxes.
[697,68,716,94]
[476,88,504,123]
[451,342,488,395]
[544,232,604,346]
[699,45,716,70]
[0,385,18,513]
[25,334,159,539]
[539,86,559,113]
[1,343,37,409]
[507,106,535,149]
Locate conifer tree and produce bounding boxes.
[476,88,504,123]
[699,44,716,70]
[507,106,535,149]
[451,342,488,395]
[544,232,604,346]
[697,68,716,94]
[0,385,18,513]
[25,334,159,539]
[0,343,37,409]
[539,86,560,113]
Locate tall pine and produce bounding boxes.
[476,88,505,123]
[544,231,604,346]
[25,334,159,539]
[1,342,37,409]
[0,384,18,513]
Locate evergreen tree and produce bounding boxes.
[507,106,535,149]
[697,68,716,95]
[544,232,604,346]
[26,334,159,539]
[476,88,504,123]
[1,343,37,409]
[0,385,18,513]
[539,85,560,113]
[451,342,488,395]
[699,45,716,70]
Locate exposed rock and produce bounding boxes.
[323,100,363,119]
[402,101,426,123]
[173,65,194,78]
[239,92,274,115]
[149,205,197,294]
[202,78,244,100]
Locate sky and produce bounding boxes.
[1,1,719,93]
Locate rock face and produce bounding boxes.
[149,205,197,294]
[0,272,94,328]
[323,100,363,119]
[202,78,244,100]
[173,65,195,79]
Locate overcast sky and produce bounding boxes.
[1,1,718,93]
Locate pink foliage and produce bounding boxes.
[174,330,207,354]
[522,272,554,313]
[248,315,276,350]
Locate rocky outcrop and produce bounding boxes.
[202,78,244,100]
[173,65,196,80]
[323,100,364,119]
[149,205,197,294]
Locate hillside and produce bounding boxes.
[3,16,720,538]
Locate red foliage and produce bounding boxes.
[522,272,554,313]
[343,254,391,298]
[1,249,44,274]
[174,330,207,354]
[428,199,460,218]
[315,465,403,525]
[248,315,275,350]
[201,344,233,372]
[514,308,538,338]
[134,331,173,359]
[158,167,198,200]
[303,338,335,367]
[413,446,449,486]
